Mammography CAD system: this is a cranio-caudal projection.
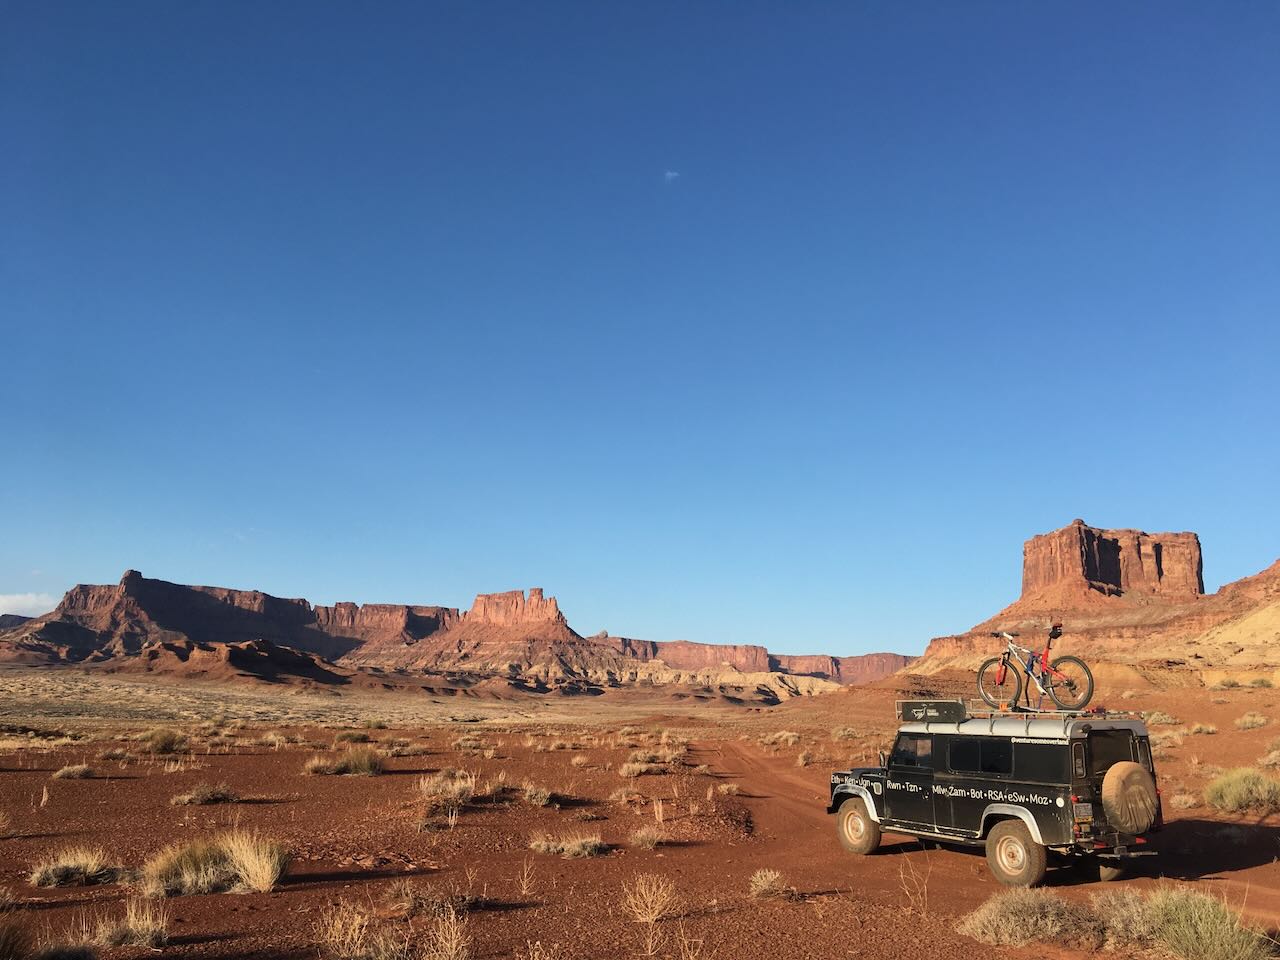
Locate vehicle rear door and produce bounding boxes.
[884,732,936,829]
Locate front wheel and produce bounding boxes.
[1046,655,1094,710]
[836,797,881,855]
[977,657,1022,708]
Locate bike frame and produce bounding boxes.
[993,632,1074,704]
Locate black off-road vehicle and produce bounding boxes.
[827,700,1162,886]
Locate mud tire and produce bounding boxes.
[985,820,1047,887]
[836,796,881,855]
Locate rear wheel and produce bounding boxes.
[836,797,881,855]
[985,820,1047,887]
[977,657,1022,708]
[1046,655,1094,710]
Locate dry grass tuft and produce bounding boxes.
[758,731,800,748]
[1205,768,1280,814]
[748,868,790,900]
[622,873,679,925]
[1170,793,1199,809]
[521,783,552,807]
[528,834,607,859]
[141,729,188,755]
[95,897,170,947]
[956,888,1101,947]
[1190,723,1218,735]
[1144,711,1181,726]
[958,885,1271,960]
[334,731,372,744]
[1235,712,1269,731]
[170,782,238,806]
[619,762,663,778]
[141,830,288,896]
[305,747,384,777]
[629,827,663,850]
[51,764,93,780]
[29,847,121,887]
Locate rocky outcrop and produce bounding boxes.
[0,573,906,693]
[1022,519,1203,600]
[917,520,1277,672]
[467,589,565,626]
[0,614,29,631]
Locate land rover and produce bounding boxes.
[827,700,1162,886]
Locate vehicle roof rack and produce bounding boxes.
[895,698,1144,725]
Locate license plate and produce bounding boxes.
[1073,802,1094,820]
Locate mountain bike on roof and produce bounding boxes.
[976,622,1095,711]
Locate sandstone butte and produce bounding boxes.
[0,571,912,695]
[915,518,1280,683]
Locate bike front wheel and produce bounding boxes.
[1046,656,1094,710]
[977,656,1023,708]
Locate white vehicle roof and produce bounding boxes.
[897,715,1148,740]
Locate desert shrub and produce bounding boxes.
[716,784,740,795]
[1144,711,1180,726]
[960,886,1272,960]
[1120,689,1137,700]
[51,764,92,780]
[1170,793,1199,809]
[1214,678,1241,689]
[29,847,121,887]
[831,727,859,741]
[758,732,800,748]
[622,873,678,925]
[1260,751,1280,768]
[305,747,383,777]
[1088,889,1158,948]
[956,888,1101,947]
[421,907,470,960]
[629,827,662,850]
[570,755,589,768]
[384,880,478,919]
[1190,723,1218,735]
[528,834,606,858]
[95,898,169,947]
[619,762,662,778]
[0,918,32,960]
[795,751,812,767]
[363,719,388,730]
[334,731,371,744]
[1250,677,1274,688]
[141,830,288,896]
[451,736,486,754]
[1151,731,1184,751]
[418,770,477,811]
[1205,768,1280,814]
[96,748,128,761]
[314,901,429,960]
[141,729,188,755]
[748,868,789,900]
[1235,712,1269,731]
[521,783,552,807]
[1147,886,1271,960]
[170,782,238,806]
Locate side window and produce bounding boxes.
[1136,738,1153,773]
[890,734,933,769]
[981,739,1013,775]
[1016,743,1069,783]
[949,738,980,773]
[949,737,1012,776]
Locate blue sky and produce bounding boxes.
[2,3,1277,655]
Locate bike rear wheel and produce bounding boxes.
[977,656,1023,708]
[1046,655,1094,710]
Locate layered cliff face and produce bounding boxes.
[917,520,1278,673]
[1022,520,1204,601]
[0,573,907,692]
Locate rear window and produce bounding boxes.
[1087,730,1135,775]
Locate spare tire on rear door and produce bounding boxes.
[1100,760,1158,834]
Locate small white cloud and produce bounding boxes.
[664,170,680,183]
[0,592,59,617]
